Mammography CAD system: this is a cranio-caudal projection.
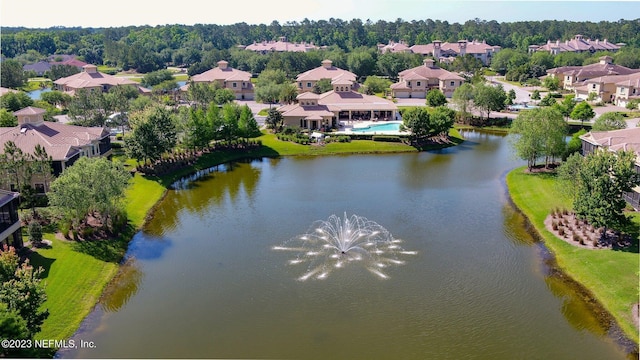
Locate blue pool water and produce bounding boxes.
[350,122,402,133]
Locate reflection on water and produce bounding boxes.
[99,258,143,313]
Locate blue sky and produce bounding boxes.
[1,0,637,28]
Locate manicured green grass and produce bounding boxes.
[257,108,270,116]
[172,74,188,81]
[507,167,639,342]
[31,235,120,341]
[30,173,167,341]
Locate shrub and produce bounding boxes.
[572,233,580,242]
[28,221,43,245]
[552,221,558,230]
[558,228,565,236]
[372,135,402,143]
[579,238,585,245]
[592,239,598,247]
[59,219,72,239]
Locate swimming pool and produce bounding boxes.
[350,122,403,133]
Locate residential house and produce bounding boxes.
[23,61,52,76]
[546,56,639,91]
[295,59,358,94]
[0,106,112,192]
[186,60,254,100]
[277,82,397,130]
[0,87,20,96]
[580,127,640,210]
[244,37,321,54]
[529,34,621,55]
[378,40,411,54]
[409,40,501,66]
[391,59,465,99]
[575,71,640,103]
[23,55,88,76]
[53,64,142,95]
[614,72,640,108]
[0,190,22,249]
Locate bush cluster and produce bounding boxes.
[325,135,351,143]
[372,135,402,143]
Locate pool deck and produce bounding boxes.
[335,120,409,136]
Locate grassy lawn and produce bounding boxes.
[172,73,188,81]
[29,173,167,341]
[506,167,639,342]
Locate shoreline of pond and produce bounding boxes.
[53,129,637,357]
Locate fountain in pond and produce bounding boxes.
[273,213,416,281]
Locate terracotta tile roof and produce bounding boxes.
[549,60,639,79]
[615,72,640,87]
[13,107,46,116]
[581,127,640,165]
[190,61,252,83]
[278,90,397,118]
[0,121,109,161]
[54,65,137,90]
[0,87,21,96]
[245,39,319,53]
[296,60,357,83]
[410,40,497,56]
[533,35,621,53]
[397,62,464,82]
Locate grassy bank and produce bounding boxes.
[506,167,639,342]
[29,130,460,341]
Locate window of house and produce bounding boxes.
[35,184,45,193]
[232,83,237,88]
[592,84,596,89]
[307,82,312,88]
[416,81,421,87]
[633,89,637,94]
[298,82,302,88]
[407,81,411,87]
[450,81,455,86]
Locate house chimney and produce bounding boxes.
[424,58,435,68]
[217,60,229,70]
[82,64,98,73]
[321,59,333,69]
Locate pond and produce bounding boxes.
[27,87,51,100]
[61,131,631,359]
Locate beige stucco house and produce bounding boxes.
[546,56,638,91]
[614,72,640,108]
[187,60,254,100]
[580,127,640,209]
[0,106,111,192]
[295,60,358,94]
[391,59,465,99]
[277,82,397,130]
[410,40,500,66]
[53,64,143,95]
[529,34,621,55]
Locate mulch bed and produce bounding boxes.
[543,211,634,250]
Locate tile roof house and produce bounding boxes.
[277,82,397,130]
[53,64,141,95]
[614,72,640,108]
[186,60,254,100]
[295,60,358,94]
[23,61,52,76]
[0,107,112,191]
[409,40,501,66]
[0,87,20,96]
[546,56,640,91]
[529,34,621,55]
[580,127,640,209]
[377,40,412,54]
[244,37,321,54]
[0,190,22,249]
[391,59,465,99]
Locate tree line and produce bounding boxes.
[2,18,639,73]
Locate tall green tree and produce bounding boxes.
[0,59,27,89]
[570,101,595,127]
[591,112,627,131]
[426,89,447,107]
[572,150,640,237]
[401,107,431,142]
[124,106,177,164]
[0,109,17,127]
[473,82,506,121]
[452,83,474,122]
[510,107,567,170]
[265,108,284,133]
[48,157,131,229]
[0,92,34,112]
